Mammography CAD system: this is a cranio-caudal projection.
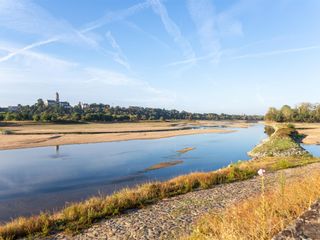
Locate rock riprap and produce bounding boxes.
[42,163,320,240]
[273,200,320,240]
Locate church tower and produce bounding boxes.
[56,92,60,103]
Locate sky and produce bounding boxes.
[0,0,319,114]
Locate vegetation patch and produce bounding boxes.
[265,103,320,123]
[249,124,309,158]
[0,129,13,135]
[177,147,195,154]
[185,170,320,240]
[144,160,184,171]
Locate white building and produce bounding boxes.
[44,100,56,106]
[44,92,71,109]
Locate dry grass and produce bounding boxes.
[144,160,184,171]
[186,171,320,240]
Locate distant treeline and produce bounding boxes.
[265,103,320,122]
[0,99,262,122]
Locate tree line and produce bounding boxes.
[265,103,320,122]
[0,99,262,123]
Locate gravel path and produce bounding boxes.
[45,163,320,240]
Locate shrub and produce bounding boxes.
[0,129,13,135]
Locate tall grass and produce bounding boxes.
[186,171,320,240]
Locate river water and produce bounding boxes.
[1,124,318,222]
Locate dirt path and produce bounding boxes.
[44,162,320,240]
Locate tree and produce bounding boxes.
[265,107,279,121]
[280,105,293,122]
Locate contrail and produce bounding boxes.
[0,38,58,62]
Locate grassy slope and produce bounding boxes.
[249,125,307,157]
[0,125,318,240]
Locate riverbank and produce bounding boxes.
[48,162,320,240]
[0,120,250,150]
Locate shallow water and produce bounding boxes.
[0,124,267,222]
[302,144,320,157]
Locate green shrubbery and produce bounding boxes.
[249,125,308,157]
[0,129,13,135]
[265,103,320,122]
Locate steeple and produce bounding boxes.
[56,92,59,103]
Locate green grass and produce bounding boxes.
[249,125,308,157]
[0,125,318,240]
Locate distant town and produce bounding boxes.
[3,92,88,112]
[0,93,263,122]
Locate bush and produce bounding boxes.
[0,129,13,135]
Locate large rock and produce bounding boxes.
[273,200,320,240]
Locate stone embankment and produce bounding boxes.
[43,163,320,240]
[273,200,320,240]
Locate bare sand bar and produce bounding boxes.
[294,123,320,145]
[0,120,252,150]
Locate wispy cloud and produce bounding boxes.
[148,0,196,62]
[85,68,135,86]
[167,53,214,67]
[124,20,171,50]
[169,43,320,66]
[0,41,77,69]
[0,0,100,59]
[187,0,221,63]
[76,67,176,106]
[0,38,58,63]
[0,0,137,68]
[81,1,150,33]
[231,45,320,60]
[105,31,131,70]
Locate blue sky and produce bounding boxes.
[0,0,319,114]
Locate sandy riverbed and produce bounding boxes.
[0,120,252,150]
[294,123,320,145]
